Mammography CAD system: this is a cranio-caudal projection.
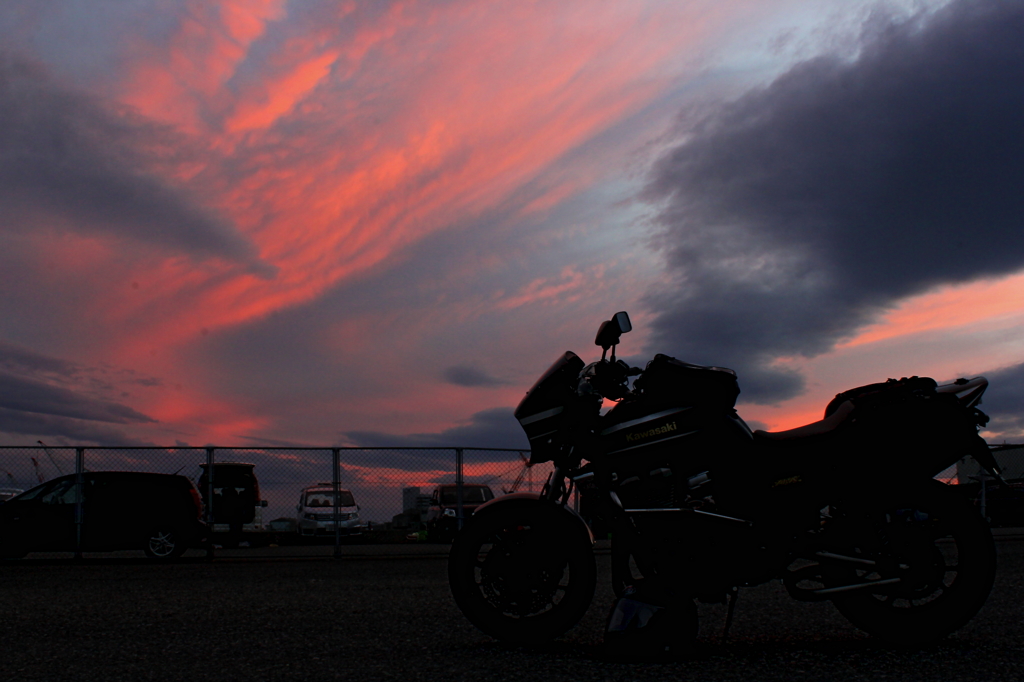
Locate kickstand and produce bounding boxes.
[721,587,739,643]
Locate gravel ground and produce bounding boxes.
[1,541,1021,681]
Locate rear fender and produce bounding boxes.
[471,493,595,546]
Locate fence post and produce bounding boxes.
[332,448,341,559]
[205,447,215,560]
[74,447,84,560]
[455,448,464,531]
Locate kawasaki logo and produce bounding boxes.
[624,422,677,443]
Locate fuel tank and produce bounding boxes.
[597,356,753,508]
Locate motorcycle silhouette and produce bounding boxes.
[448,311,1002,653]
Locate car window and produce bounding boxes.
[463,487,493,503]
[11,480,55,502]
[86,476,139,503]
[440,487,493,504]
[41,479,81,505]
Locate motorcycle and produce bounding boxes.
[448,311,1002,653]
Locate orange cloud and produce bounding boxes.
[92,3,725,359]
[118,0,287,132]
[839,272,1024,349]
[226,49,340,132]
[20,1,790,445]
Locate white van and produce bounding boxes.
[296,484,366,537]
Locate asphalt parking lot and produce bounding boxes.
[1,538,1022,682]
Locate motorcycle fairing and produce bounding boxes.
[514,351,586,463]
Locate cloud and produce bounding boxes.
[0,53,273,274]
[979,362,1024,442]
[0,342,158,445]
[442,365,507,388]
[0,340,79,377]
[643,0,1024,403]
[0,373,155,424]
[0,1,739,363]
[344,407,529,452]
[0,409,151,446]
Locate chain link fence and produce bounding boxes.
[1,443,1022,559]
[956,444,1024,527]
[0,445,557,558]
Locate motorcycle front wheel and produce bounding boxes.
[448,502,596,643]
[827,480,995,645]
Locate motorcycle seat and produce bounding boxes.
[753,400,854,441]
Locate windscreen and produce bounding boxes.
[304,491,355,507]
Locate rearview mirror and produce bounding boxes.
[595,311,632,349]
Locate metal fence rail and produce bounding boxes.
[1,444,1022,559]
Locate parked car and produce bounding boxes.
[0,472,207,559]
[296,484,366,537]
[197,462,266,546]
[425,484,495,541]
[0,488,23,504]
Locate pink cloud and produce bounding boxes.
[84,3,742,357]
[2,1,835,445]
[838,273,1024,349]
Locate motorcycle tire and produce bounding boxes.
[448,502,596,643]
[827,480,995,646]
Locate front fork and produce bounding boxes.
[543,461,661,598]
[541,465,574,503]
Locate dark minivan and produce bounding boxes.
[197,462,264,546]
[0,472,207,559]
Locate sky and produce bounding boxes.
[1,0,1023,454]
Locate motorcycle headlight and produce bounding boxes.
[443,508,457,518]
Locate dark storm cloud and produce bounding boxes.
[978,362,1024,441]
[0,339,78,377]
[644,0,1024,403]
[0,409,151,445]
[344,407,529,452]
[0,372,154,424]
[442,365,508,387]
[0,342,157,444]
[0,54,273,275]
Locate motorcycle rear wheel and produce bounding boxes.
[448,502,596,643]
[828,480,995,645]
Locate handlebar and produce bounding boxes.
[578,359,640,402]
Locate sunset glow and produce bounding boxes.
[2,0,1022,452]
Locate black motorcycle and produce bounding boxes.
[448,311,1002,652]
